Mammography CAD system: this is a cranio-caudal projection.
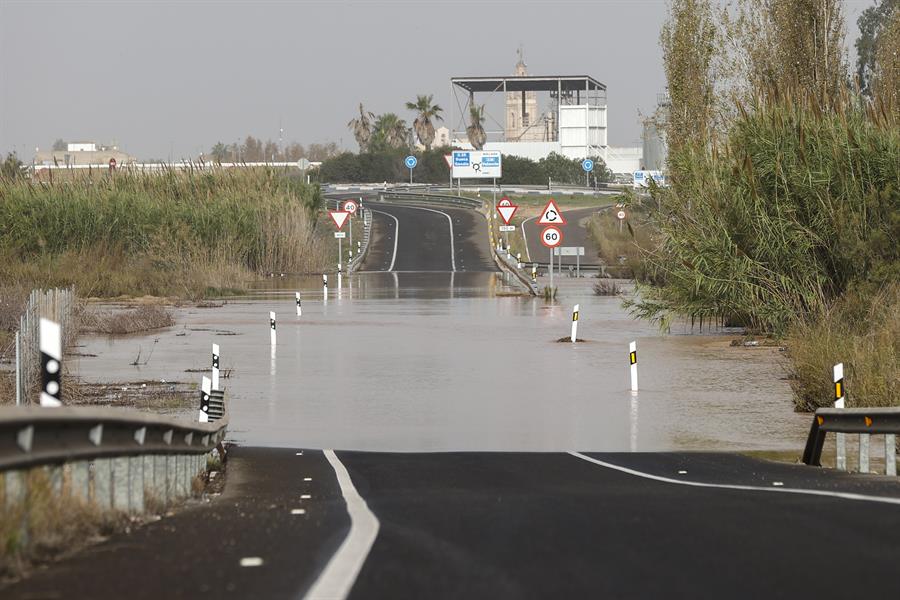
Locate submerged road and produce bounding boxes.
[8,447,900,599]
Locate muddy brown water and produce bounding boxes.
[73,272,810,452]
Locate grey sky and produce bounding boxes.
[1,0,872,160]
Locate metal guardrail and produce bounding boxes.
[379,191,484,210]
[348,207,372,273]
[803,407,898,475]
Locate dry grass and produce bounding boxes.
[80,305,175,335]
[593,280,622,296]
[587,207,658,282]
[787,283,899,410]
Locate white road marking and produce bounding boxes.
[304,477,312,482]
[568,452,900,506]
[370,209,399,272]
[403,205,457,272]
[291,508,306,515]
[240,557,264,567]
[303,450,380,600]
[521,215,536,263]
[300,494,311,499]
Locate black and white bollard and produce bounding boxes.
[295,292,302,317]
[834,362,846,470]
[323,273,328,292]
[40,318,62,407]
[516,253,522,269]
[212,343,220,391]
[570,304,579,342]
[269,311,277,347]
[198,375,211,423]
[629,341,638,392]
[531,264,537,283]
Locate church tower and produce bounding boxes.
[505,48,544,142]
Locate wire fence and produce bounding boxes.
[16,287,76,404]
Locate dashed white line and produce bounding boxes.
[302,450,380,600]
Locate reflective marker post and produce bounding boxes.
[296,292,302,317]
[269,312,277,347]
[629,341,638,392]
[570,304,579,342]
[40,318,62,407]
[212,343,220,391]
[834,362,846,470]
[198,375,211,423]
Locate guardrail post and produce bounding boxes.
[47,465,63,496]
[886,435,897,476]
[167,455,177,501]
[836,432,847,470]
[858,434,870,474]
[112,457,130,511]
[179,455,190,497]
[70,461,90,502]
[129,456,144,513]
[152,455,167,506]
[4,470,26,508]
[93,459,113,510]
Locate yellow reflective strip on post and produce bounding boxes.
[835,380,843,400]
[630,351,637,365]
[573,312,579,321]
[864,416,873,427]
[817,416,824,425]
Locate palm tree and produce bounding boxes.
[372,113,410,150]
[347,103,376,152]
[466,104,487,150]
[405,94,444,151]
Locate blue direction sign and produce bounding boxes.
[582,158,594,172]
[404,155,418,169]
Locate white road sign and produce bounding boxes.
[342,200,358,214]
[334,231,346,238]
[537,199,567,225]
[617,210,626,220]
[553,246,585,256]
[540,226,563,248]
[499,225,516,232]
[329,210,350,230]
[451,150,502,178]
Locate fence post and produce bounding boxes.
[15,331,21,406]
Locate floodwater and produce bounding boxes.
[73,272,810,452]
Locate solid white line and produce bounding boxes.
[404,205,456,272]
[370,209,399,272]
[568,452,900,506]
[521,215,535,263]
[303,450,380,600]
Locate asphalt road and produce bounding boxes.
[361,202,496,272]
[521,205,610,266]
[8,448,900,599]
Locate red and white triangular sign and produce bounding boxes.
[443,154,453,168]
[496,204,518,225]
[329,210,350,230]
[537,199,567,225]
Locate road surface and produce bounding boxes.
[7,447,900,599]
[521,205,610,267]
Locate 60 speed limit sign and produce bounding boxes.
[540,225,564,248]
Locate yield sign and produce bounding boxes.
[443,154,453,168]
[329,210,350,230]
[537,199,567,225]
[496,204,518,225]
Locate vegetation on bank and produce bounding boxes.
[0,169,330,298]
[319,147,612,186]
[635,0,899,410]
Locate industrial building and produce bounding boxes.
[33,142,136,167]
[449,54,645,174]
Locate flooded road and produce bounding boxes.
[73,272,810,453]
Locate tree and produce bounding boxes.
[210,142,229,162]
[347,103,376,152]
[405,94,444,150]
[855,0,898,97]
[371,113,409,151]
[466,104,487,150]
[1,152,24,179]
[872,6,900,113]
[660,0,717,162]
[52,138,66,151]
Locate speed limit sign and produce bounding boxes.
[540,225,563,248]
[342,200,359,214]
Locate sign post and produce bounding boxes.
[404,155,417,184]
[496,198,518,252]
[342,199,359,258]
[834,362,846,470]
[582,158,594,188]
[39,318,62,407]
[540,225,563,291]
[329,210,350,274]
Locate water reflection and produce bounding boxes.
[73,272,810,453]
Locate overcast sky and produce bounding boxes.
[0,0,872,160]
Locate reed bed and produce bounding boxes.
[0,168,331,298]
